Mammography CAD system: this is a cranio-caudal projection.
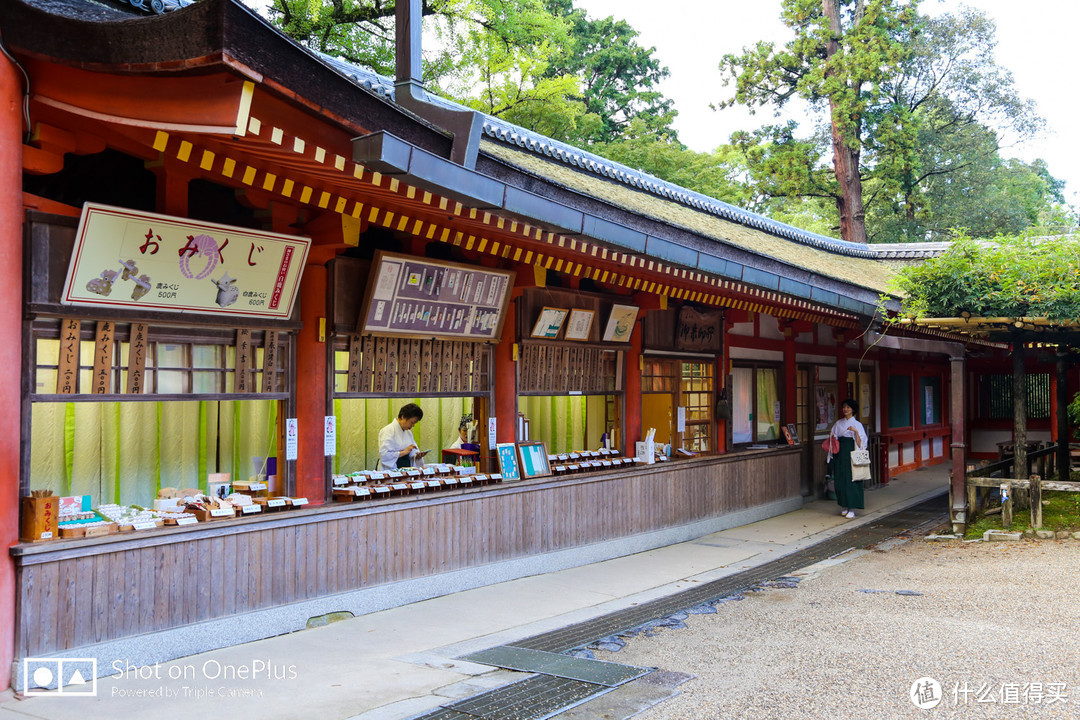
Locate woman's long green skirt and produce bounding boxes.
[833,436,865,510]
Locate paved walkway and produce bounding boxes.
[0,464,950,720]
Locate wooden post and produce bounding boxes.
[950,354,968,532]
[1057,349,1070,481]
[1012,337,1027,481]
[1000,483,1013,529]
[1030,474,1042,529]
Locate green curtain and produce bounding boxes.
[333,397,471,472]
[756,369,780,441]
[30,399,278,507]
[518,395,591,454]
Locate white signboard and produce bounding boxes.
[324,415,337,456]
[285,418,298,461]
[63,203,310,318]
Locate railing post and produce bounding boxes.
[1031,474,1042,529]
[1001,483,1013,529]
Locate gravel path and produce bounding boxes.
[597,539,1080,719]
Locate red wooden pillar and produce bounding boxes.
[782,320,797,426]
[295,263,327,502]
[0,52,24,689]
[494,292,518,442]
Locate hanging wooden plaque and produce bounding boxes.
[56,318,81,394]
[347,335,362,393]
[92,320,114,394]
[126,323,148,394]
[235,328,252,393]
[262,330,279,393]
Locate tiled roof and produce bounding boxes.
[316,53,947,266]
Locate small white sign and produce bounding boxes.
[488,417,497,447]
[242,504,261,514]
[285,418,298,461]
[324,416,337,456]
[175,516,198,526]
[267,498,287,508]
[210,508,233,517]
[291,497,309,506]
[677,406,686,432]
[132,521,157,531]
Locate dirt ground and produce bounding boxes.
[597,538,1080,720]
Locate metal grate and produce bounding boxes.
[460,646,649,687]
[444,674,608,720]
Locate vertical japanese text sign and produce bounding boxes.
[56,318,81,394]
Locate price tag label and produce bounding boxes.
[490,474,503,481]
[133,521,158,531]
[602,460,612,466]
[242,504,262,514]
[409,482,426,490]
[443,478,459,486]
[210,508,234,517]
[373,486,390,494]
[405,469,422,477]
[354,487,371,497]
[554,465,567,472]
[267,498,287,508]
[391,483,408,491]
[569,464,580,471]
[176,516,198,526]
[458,477,473,485]
[425,480,442,488]
[422,467,436,475]
[291,497,309,506]
[332,475,349,486]
[370,472,387,481]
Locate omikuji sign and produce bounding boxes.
[62,203,310,319]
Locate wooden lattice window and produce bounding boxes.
[518,343,619,394]
[335,336,491,395]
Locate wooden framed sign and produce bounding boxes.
[496,443,522,482]
[602,304,639,342]
[358,250,515,342]
[564,309,595,341]
[62,203,310,319]
[531,307,569,339]
[517,441,552,479]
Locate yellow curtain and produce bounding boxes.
[518,395,588,454]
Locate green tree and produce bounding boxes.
[268,0,676,145]
[719,0,919,244]
[543,0,677,143]
[867,7,1045,241]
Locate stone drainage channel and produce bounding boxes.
[407,494,949,720]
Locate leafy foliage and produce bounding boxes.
[889,233,1080,320]
[717,1,1059,244]
[268,0,676,145]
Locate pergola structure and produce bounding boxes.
[900,315,1077,528]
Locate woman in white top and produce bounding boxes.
[830,398,868,519]
[377,403,426,471]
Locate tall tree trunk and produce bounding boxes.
[823,0,869,245]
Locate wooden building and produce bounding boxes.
[0,0,979,689]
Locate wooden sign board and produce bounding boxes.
[62,203,310,319]
[56,318,81,394]
[357,250,515,342]
[235,328,252,393]
[676,306,723,353]
[91,321,114,394]
[126,322,148,394]
[261,330,279,393]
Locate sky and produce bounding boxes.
[571,0,1080,203]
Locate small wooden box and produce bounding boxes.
[21,496,59,542]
